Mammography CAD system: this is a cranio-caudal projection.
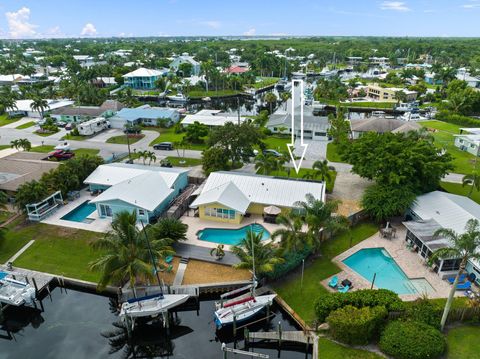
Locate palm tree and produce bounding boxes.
[272,212,309,252]
[137,150,148,165]
[146,151,156,165]
[147,217,188,242]
[430,219,480,331]
[0,90,17,115]
[0,191,8,211]
[89,211,174,294]
[10,139,20,150]
[263,92,278,114]
[462,172,480,198]
[232,230,283,276]
[254,153,276,175]
[30,96,49,119]
[280,92,291,110]
[312,160,332,182]
[18,138,31,152]
[210,244,225,260]
[295,194,349,251]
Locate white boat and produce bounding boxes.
[167,93,187,102]
[0,277,36,306]
[119,293,189,319]
[214,294,276,328]
[401,112,427,121]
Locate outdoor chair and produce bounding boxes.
[328,276,338,288]
[165,256,174,264]
[337,285,350,293]
[456,281,472,291]
[447,274,467,284]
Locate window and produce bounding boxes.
[138,209,146,216]
[440,259,461,272]
[204,207,236,220]
[99,204,112,217]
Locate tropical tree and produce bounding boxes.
[232,230,284,276]
[184,121,209,144]
[327,107,349,145]
[272,212,309,252]
[30,96,49,119]
[312,160,332,182]
[0,191,8,211]
[210,244,225,260]
[0,87,17,115]
[430,219,480,331]
[14,180,48,212]
[264,92,278,114]
[137,150,148,165]
[462,171,480,198]
[254,153,277,175]
[280,92,291,109]
[89,211,174,293]
[148,217,188,242]
[394,90,408,104]
[146,151,156,165]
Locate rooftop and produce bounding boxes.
[351,118,419,133]
[182,109,248,127]
[113,105,179,122]
[123,67,167,78]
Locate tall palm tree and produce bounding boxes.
[0,191,8,211]
[147,151,157,166]
[232,230,283,276]
[295,194,349,251]
[254,153,276,175]
[431,219,480,331]
[280,92,291,109]
[272,212,309,252]
[462,171,480,198]
[30,96,49,119]
[89,211,174,294]
[137,150,148,165]
[263,92,278,114]
[312,160,332,182]
[18,138,31,152]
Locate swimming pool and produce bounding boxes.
[343,247,424,295]
[0,271,8,280]
[61,201,96,223]
[197,224,270,245]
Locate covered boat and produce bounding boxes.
[0,277,36,306]
[214,294,276,328]
[119,293,189,319]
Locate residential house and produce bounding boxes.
[84,163,189,223]
[266,110,330,141]
[457,73,480,89]
[109,105,180,129]
[181,109,247,128]
[51,100,124,123]
[123,68,168,89]
[8,99,74,118]
[369,57,390,66]
[92,77,117,88]
[224,62,250,74]
[366,83,418,102]
[454,128,480,156]
[350,118,421,139]
[346,56,362,66]
[170,55,201,76]
[191,172,325,224]
[403,191,480,284]
[73,55,96,68]
[424,72,443,86]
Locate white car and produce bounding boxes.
[54,141,70,151]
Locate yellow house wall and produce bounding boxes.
[198,203,243,224]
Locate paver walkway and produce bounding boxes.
[7,240,35,263]
[173,262,187,286]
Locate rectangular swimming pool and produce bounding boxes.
[61,201,96,223]
[197,224,270,245]
[343,247,430,295]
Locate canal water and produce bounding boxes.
[0,288,311,359]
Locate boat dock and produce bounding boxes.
[0,265,55,297]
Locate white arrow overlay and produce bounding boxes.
[286,79,308,173]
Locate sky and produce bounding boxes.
[0,0,479,38]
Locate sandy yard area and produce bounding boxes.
[182,259,251,285]
[158,256,180,285]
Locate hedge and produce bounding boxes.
[435,110,480,127]
[405,299,442,329]
[327,305,387,345]
[315,289,404,322]
[266,245,311,280]
[379,321,446,359]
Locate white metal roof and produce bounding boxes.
[411,191,480,234]
[191,181,250,213]
[90,172,173,211]
[123,67,166,78]
[9,99,74,112]
[182,111,248,127]
[191,171,325,211]
[84,163,188,188]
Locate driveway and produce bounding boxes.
[86,129,124,143]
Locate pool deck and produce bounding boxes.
[41,190,111,233]
[326,225,457,301]
[180,212,282,250]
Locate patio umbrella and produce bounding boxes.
[264,205,281,215]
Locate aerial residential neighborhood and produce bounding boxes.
[1,1,480,358]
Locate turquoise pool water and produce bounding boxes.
[0,271,8,280]
[343,248,417,294]
[61,201,96,223]
[197,224,270,245]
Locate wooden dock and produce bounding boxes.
[0,265,54,294]
[248,330,319,359]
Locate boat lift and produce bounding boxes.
[221,343,269,358]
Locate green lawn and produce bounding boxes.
[30,145,99,157]
[0,114,21,127]
[165,156,202,167]
[12,223,104,282]
[420,120,476,174]
[0,217,33,263]
[15,121,36,129]
[326,142,344,163]
[263,136,290,152]
[106,134,144,145]
[62,133,88,141]
[318,338,382,359]
[269,169,337,193]
[0,145,10,151]
[0,211,13,224]
[148,127,207,150]
[187,89,241,98]
[245,77,280,90]
[446,326,480,359]
[30,145,55,153]
[35,130,59,137]
[440,182,480,204]
[274,223,378,322]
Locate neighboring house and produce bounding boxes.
[368,57,390,66]
[403,191,480,284]
[109,105,180,129]
[170,55,201,76]
[346,56,362,66]
[456,73,480,89]
[190,171,325,224]
[350,118,421,139]
[424,72,443,86]
[266,111,330,141]
[454,132,480,156]
[366,83,418,102]
[122,68,168,89]
[7,99,74,118]
[51,100,124,123]
[224,62,250,74]
[181,109,247,127]
[92,77,117,88]
[84,163,189,223]
[0,74,27,85]
[73,55,96,68]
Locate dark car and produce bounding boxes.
[48,150,75,161]
[263,149,282,157]
[124,126,142,134]
[153,142,174,151]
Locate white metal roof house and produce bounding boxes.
[122,68,169,90]
[454,134,480,157]
[7,99,74,118]
[181,109,247,127]
[84,163,190,223]
[266,111,330,141]
[109,104,180,129]
[169,55,201,76]
[191,171,325,224]
[403,191,480,283]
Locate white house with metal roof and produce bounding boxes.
[403,191,480,283]
[84,163,189,223]
[190,171,325,224]
[170,55,201,76]
[7,99,74,118]
[122,67,169,89]
[181,109,248,127]
[109,104,180,128]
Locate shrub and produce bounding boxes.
[315,289,404,322]
[379,321,446,359]
[327,305,387,345]
[435,110,480,127]
[265,245,311,280]
[405,298,442,329]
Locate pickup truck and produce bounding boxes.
[48,150,75,161]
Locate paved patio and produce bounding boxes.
[180,212,282,250]
[325,224,457,301]
[41,189,111,233]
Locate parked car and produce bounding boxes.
[48,150,75,161]
[65,123,73,131]
[153,142,174,151]
[160,159,173,168]
[263,149,281,157]
[56,121,66,128]
[54,141,70,151]
[124,126,142,134]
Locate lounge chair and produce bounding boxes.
[166,264,174,273]
[337,285,350,293]
[328,276,338,288]
[447,274,467,284]
[456,281,471,291]
[165,255,174,264]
